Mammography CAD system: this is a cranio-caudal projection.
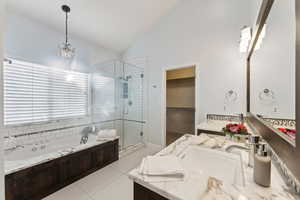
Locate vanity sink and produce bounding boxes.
[181,146,245,187]
[129,135,298,200]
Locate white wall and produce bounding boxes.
[3,9,120,137]
[0,0,5,198]
[123,0,250,145]
[250,0,296,119]
[250,0,263,27]
[5,9,119,74]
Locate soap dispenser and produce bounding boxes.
[253,143,271,187]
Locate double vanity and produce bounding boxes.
[129,134,298,200]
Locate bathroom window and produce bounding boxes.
[3,59,89,126]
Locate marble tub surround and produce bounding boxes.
[129,135,299,200]
[4,136,119,175]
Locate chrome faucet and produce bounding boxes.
[80,125,97,144]
[238,113,244,125]
[225,135,262,168]
[225,144,249,152]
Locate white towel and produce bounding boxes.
[139,155,184,179]
[97,129,117,141]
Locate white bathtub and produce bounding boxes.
[4,133,118,175]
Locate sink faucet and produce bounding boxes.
[225,135,262,168]
[225,144,249,152]
[237,113,244,125]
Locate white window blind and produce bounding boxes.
[3,59,89,126]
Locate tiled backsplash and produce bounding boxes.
[206,114,241,122]
[262,117,296,128]
[3,117,91,137]
[3,116,118,151]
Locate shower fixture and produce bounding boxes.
[119,75,132,81]
[59,5,75,58]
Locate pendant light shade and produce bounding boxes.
[59,5,75,58]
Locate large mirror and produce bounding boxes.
[250,0,296,146]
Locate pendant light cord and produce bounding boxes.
[65,11,68,44]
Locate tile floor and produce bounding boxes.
[43,143,162,200]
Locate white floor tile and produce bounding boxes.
[90,175,133,200]
[111,149,147,173]
[43,145,159,200]
[76,164,123,194]
[43,183,92,200]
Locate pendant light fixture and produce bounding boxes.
[59,5,75,58]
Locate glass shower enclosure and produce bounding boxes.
[91,60,144,150]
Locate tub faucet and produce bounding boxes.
[80,126,97,144]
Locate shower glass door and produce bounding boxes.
[121,63,144,148]
[92,61,144,150]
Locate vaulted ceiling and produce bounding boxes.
[7,0,181,53]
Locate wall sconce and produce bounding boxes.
[224,90,238,111]
[239,26,252,53]
[259,88,275,104]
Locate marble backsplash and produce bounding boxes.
[3,117,117,152]
[206,114,242,122]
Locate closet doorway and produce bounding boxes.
[165,66,196,145]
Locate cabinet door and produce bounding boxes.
[103,143,114,165]
[6,161,59,200]
[6,170,30,200]
[134,183,168,200]
[67,150,93,179]
[93,146,104,168]
[29,161,60,198]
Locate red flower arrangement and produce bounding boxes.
[278,128,296,140]
[223,123,248,136]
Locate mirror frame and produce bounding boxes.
[247,0,300,182]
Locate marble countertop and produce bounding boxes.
[196,120,254,134]
[129,135,299,200]
[4,137,119,175]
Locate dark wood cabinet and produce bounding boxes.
[134,182,169,200]
[5,139,119,200]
